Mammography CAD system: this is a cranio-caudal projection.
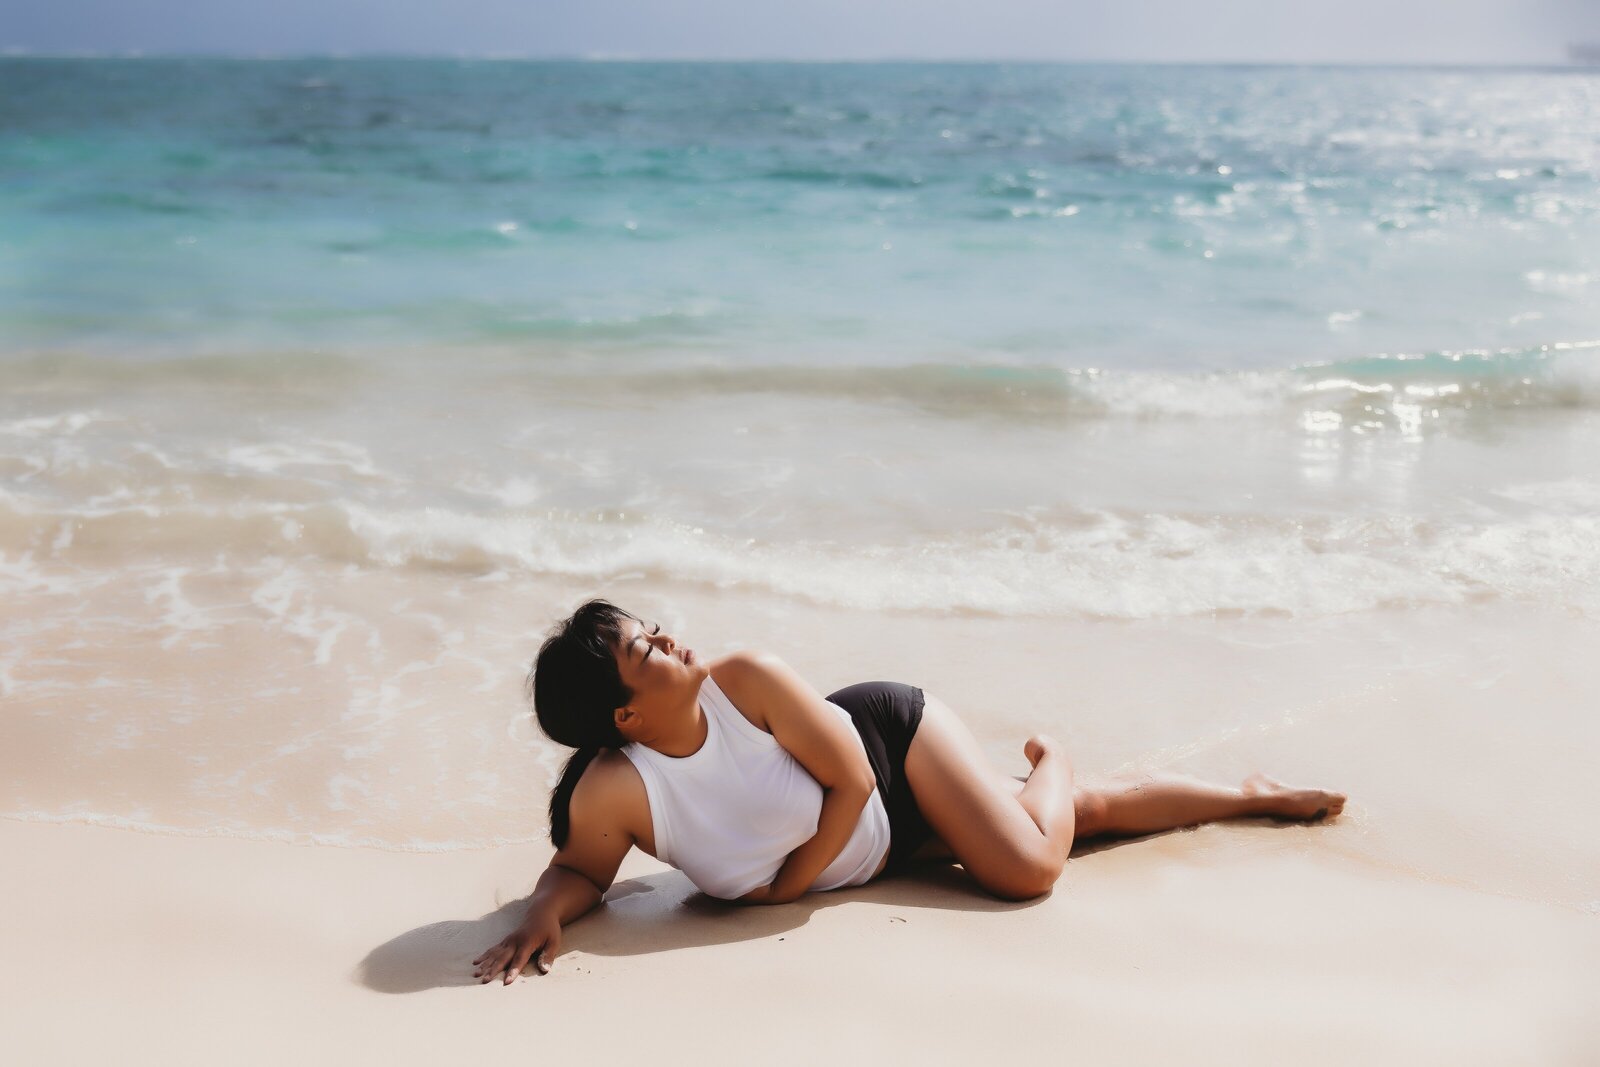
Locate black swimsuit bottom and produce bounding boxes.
[825,680,933,873]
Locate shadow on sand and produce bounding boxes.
[357,835,1156,994]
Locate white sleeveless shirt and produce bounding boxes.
[621,674,891,900]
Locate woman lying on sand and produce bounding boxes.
[475,599,1346,985]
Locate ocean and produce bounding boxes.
[3,58,1598,854]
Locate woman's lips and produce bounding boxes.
[682,647,695,664]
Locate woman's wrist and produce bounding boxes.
[733,883,774,904]
[528,864,604,925]
[766,862,807,903]
[765,881,805,905]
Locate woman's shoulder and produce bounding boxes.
[708,648,786,694]
[580,747,647,800]
[569,748,653,850]
[707,650,796,735]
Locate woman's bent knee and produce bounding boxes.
[981,853,1063,901]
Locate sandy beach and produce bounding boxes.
[1,814,1590,1065]
[5,591,1597,1064]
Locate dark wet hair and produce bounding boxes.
[528,599,637,847]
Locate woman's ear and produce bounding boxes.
[613,704,639,734]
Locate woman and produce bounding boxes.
[475,600,1345,985]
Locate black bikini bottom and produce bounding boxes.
[826,680,933,873]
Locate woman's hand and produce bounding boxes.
[473,910,562,985]
[734,883,777,905]
[733,882,805,905]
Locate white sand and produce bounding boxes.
[2,816,1592,1064]
[4,600,1597,1065]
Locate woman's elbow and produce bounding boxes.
[837,773,878,806]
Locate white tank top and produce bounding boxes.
[621,674,891,900]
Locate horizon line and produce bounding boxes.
[0,48,1588,69]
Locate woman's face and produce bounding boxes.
[610,616,709,737]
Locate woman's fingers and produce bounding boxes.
[474,936,510,967]
[537,931,561,974]
[503,940,542,985]
[474,940,512,982]
[502,956,522,984]
[474,927,559,985]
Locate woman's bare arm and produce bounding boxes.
[719,652,878,904]
[473,756,637,984]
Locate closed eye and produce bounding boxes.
[642,623,661,660]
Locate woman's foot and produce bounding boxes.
[1241,772,1347,822]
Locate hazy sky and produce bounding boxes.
[4,0,1597,64]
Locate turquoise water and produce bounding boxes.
[5,59,1598,367]
[5,60,1600,846]
[3,58,1599,627]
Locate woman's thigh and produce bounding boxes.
[903,695,1064,898]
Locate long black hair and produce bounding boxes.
[528,599,637,847]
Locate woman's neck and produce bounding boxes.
[643,692,709,759]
